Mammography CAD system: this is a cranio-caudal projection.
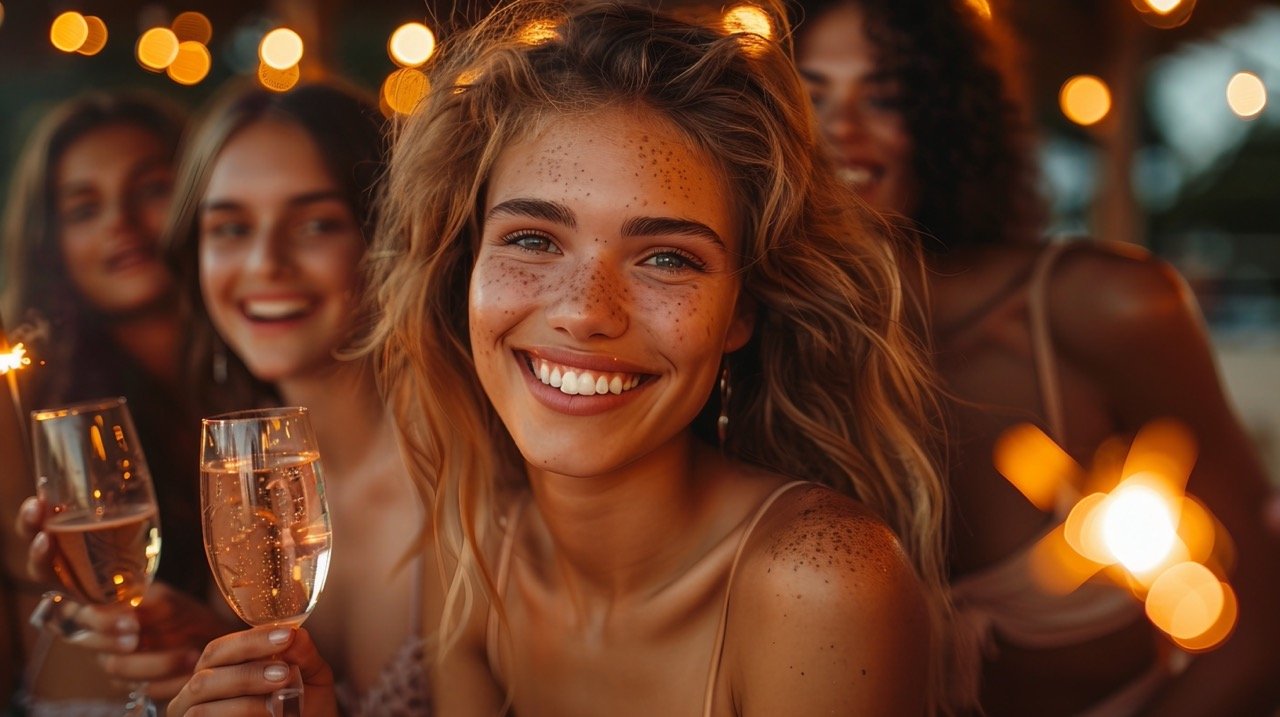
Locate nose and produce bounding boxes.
[545,258,629,341]
[818,90,867,145]
[243,227,292,279]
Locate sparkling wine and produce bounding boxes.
[46,504,161,606]
[202,452,331,626]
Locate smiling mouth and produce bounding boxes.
[836,165,880,190]
[520,352,652,396]
[105,246,157,272]
[241,298,315,323]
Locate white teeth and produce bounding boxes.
[837,166,875,189]
[243,298,311,320]
[528,355,645,397]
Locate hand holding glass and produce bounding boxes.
[31,397,161,716]
[200,407,331,716]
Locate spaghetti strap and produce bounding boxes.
[702,480,811,717]
[486,499,527,686]
[1027,240,1074,445]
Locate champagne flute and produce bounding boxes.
[31,396,162,717]
[199,407,332,717]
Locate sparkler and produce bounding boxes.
[995,419,1238,652]
[0,313,33,451]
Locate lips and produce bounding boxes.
[836,163,881,190]
[104,245,159,272]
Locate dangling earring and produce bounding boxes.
[717,362,732,452]
[212,339,228,385]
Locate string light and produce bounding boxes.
[1060,74,1111,126]
[77,16,108,56]
[136,27,180,71]
[259,28,303,71]
[171,11,212,44]
[1226,72,1267,120]
[258,62,300,93]
[168,40,211,86]
[388,22,435,67]
[50,11,88,53]
[721,5,773,39]
[382,68,429,115]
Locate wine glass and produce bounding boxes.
[30,396,162,717]
[199,407,332,717]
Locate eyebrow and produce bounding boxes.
[797,67,897,86]
[486,198,577,228]
[58,156,170,201]
[200,189,347,213]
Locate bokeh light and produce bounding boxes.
[1144,0,1185,13]
[383,67,429,115]
[966,0,993,20]
[993,423,1083,512]
[258,61,300,93]
[171,11,212,44]
[1145,562,1224,640]
[388,22,436,67]
[50,11,88,53]
[721,5,773,39]
[1060,75,1112,126]
[136,27,180,71]
[1226,71,1267,119]
[168,40,211,86]
[77,16,108,56]
[1100,482,1179,574]
[260,28,303,71]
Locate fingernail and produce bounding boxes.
[116,633,138,651]
[267,628,291,645]
[263,663,289,682]
[115,615,138,633]
[20,499,39,522]
[31,532,48,554]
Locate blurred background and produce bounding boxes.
[0,0,1277,478]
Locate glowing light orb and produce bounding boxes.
[171,11,212,44]
[1145,562,1224,640]
[518,19,559,45]
[167,41,211,86]
[136,27,180,71]
[1100,483,1178,573]
[50,12,89,53]
[383,68,429,115]
[1144,0,1183,14]
[77,16,108,56]
[259,28,303,71]
[721,5,773,39]
[389,22,436,67]
[1227,72,1266,120]
[258,61,300,93]
[1060,75,1111,126]
[966,0,993,19]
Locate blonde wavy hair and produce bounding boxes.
[362,0,954,710]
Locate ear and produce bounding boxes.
[723,293,756,353]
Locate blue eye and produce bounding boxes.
[62,202,99,225]
[642,250,705,271]
[205,222,250,241]
[505,231,560,254]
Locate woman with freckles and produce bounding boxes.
[167,2,955,715]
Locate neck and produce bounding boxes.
[276,359,388,478]
[106,307,181,388]
[525,433,720,601]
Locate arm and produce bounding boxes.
[729,488,932,716]
[166,627,338,717]
[1052,245,1280,715]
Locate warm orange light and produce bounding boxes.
[50,11,89,53]
[136,27,180,71]
[1145,561,1224,640]
[517,19,559,45]
[167,41,211,86]
[1121,419,1196,492]
[171,11,212,44]
[76,16,108,56]
[1171,581,1237,652]
[1100,480,1180,574]
[721,5,774,39]
[383,68,429,115]
[0,343,30,374]
[0,4,6,31]
[1063,492,1112,564]
[1029,524,1106,595]
[1143,0,1184,14]
[1174,495,1216,564]
[1060,75,1111,126]
[260,28,303,71]
[258,61,300,93]
[1227,72,1267,120]
[388,22,436,67]
[994,423,1084,512]
[966,0,993,19]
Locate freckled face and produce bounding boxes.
[797,3,919,217]
[470,108,754,479]
[55,123,176,316]
[198,120,365,384]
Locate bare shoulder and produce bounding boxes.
[1047,241,1202,360]
[725,484,931,715]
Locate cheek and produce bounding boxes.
[468,256,549,343]
[636,281,737,354]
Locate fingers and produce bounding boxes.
[166,660,297,716]
[15,496,43,539]
[101,648,200,700]
[278,629,335,689]
[195,627,297,671]
[20,497,59,585]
